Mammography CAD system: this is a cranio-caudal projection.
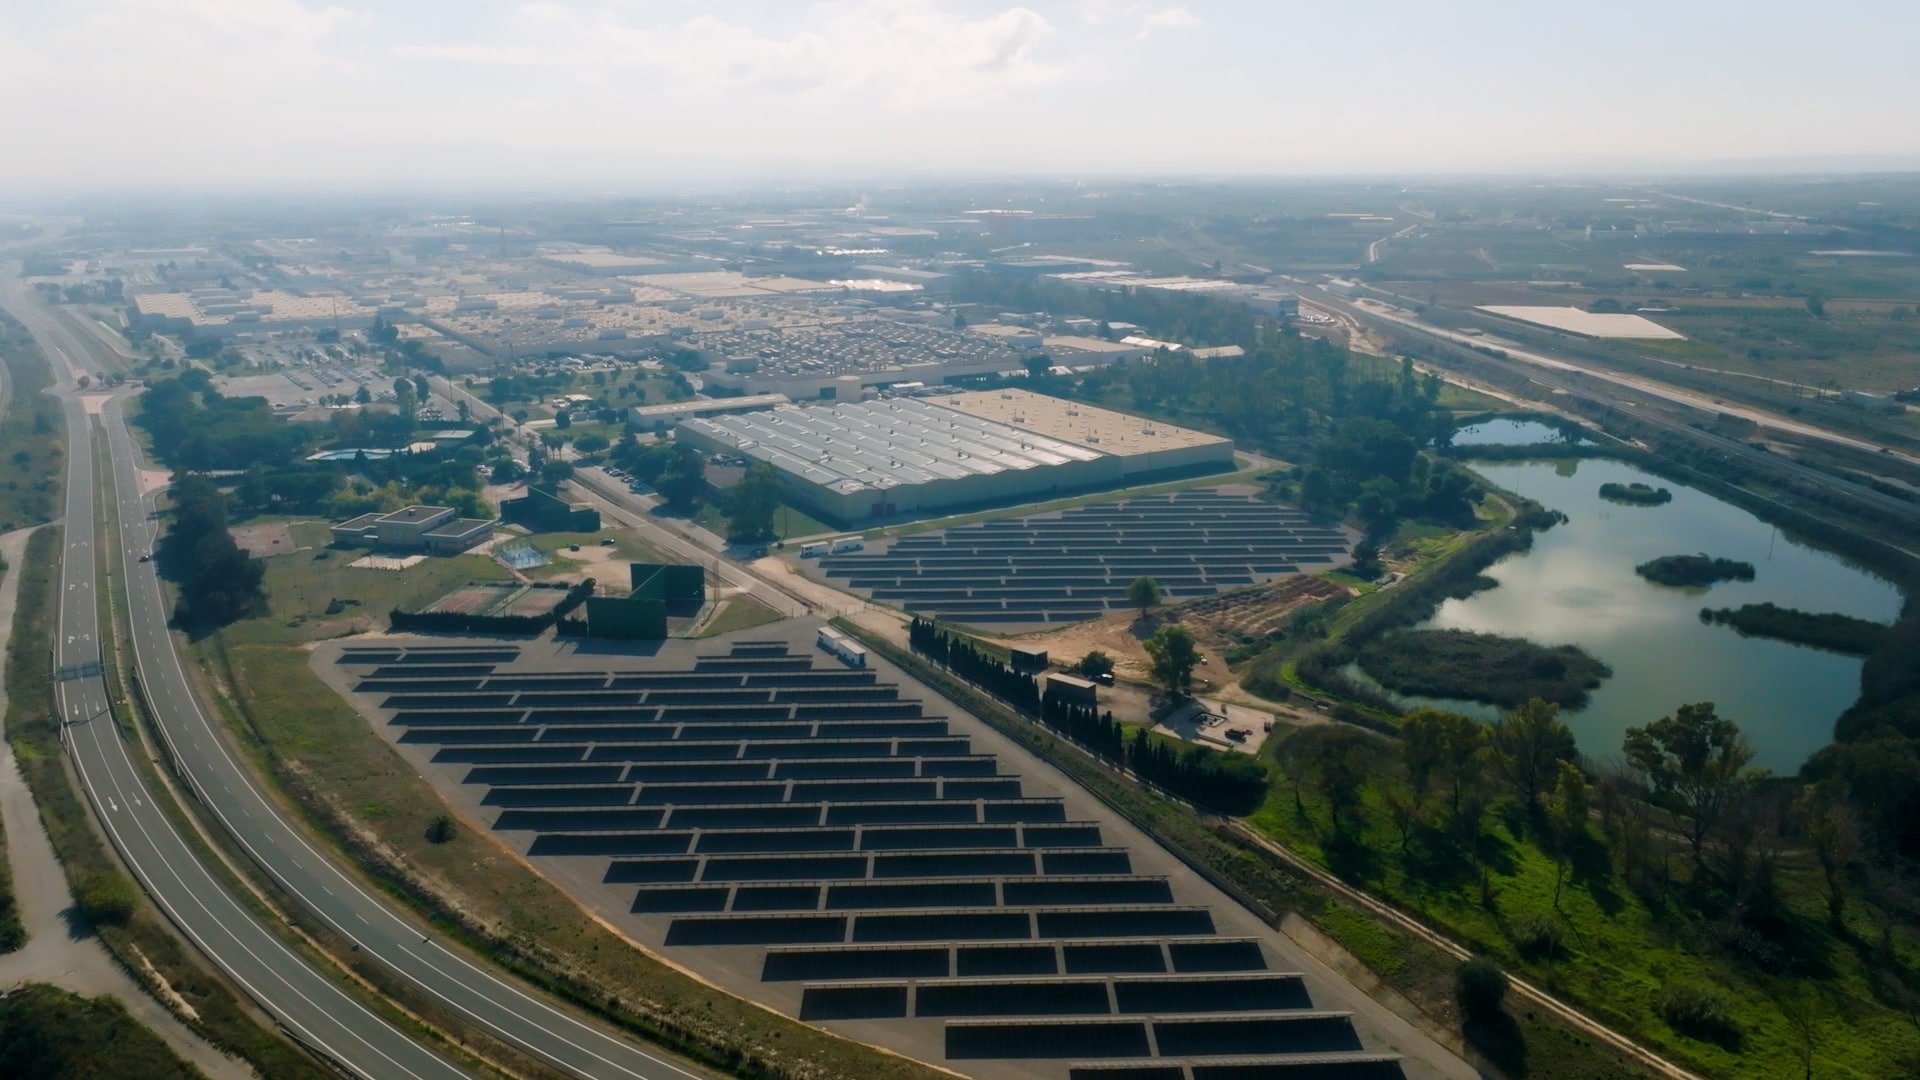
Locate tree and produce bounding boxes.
[1455,957,1509,1024]
[540,459,574,485]
[1795,783,1860,926]
[412,374,430,401]
[1349,540,1383,580]
[726,462,783,544]
[455,398,471,423]
[1127,575,1163,616]
[1546,760,1592,909]
[425,814,457,844]
[393,377,415,416]
[554,409,572,429]
[353,383,371,405]
[1077,651,1115,679]
[656,443,707,511]
[1383,786,1421,853]
[1313,727,1369,831]
[1144,624,1198,697]
[1401,709,1485,816]
[1489,698,1577,807]
[1624,702,1758,872]
[573,433,610,455]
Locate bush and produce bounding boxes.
[1510,913,1566,961]
[1455,956,1509,1023]
[1655,984,1741,1048]
[72,871,139,926]
[425,814,458,844]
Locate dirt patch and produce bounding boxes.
[983,611,1162,683]
[1182,576,1350,638]
[228,521,296,558]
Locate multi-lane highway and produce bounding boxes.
[6,278,716,1080]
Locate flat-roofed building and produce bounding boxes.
[420,517,496,554]
[629,393,788,431]
[675,389,1232,524]
[330,505,497,554]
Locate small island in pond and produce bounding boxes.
[1356,628,1612,709]
[1635,553,1756,588]
[1599,481,1673,506]
[1701,602,1891,656]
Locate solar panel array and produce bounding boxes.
[337,637,1405,1080]
[814,490,1350,631]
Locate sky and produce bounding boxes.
[3,0,1917,193]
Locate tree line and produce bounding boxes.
[909,617,1269,815]
[158,474,266,631]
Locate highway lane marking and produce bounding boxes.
[103,393,708,1080]
[66,719,452,1080]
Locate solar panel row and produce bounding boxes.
[338,637,1399,1076]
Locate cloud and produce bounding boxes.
[396,1,1061,110]
[1077,1,1199,38]
[1140,6,1198,33]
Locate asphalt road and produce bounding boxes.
[6,279,717,1080]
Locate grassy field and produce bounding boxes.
[1250,729,1920,1080]
[691,501,837,544]
[694,594,786,638]
[0,313,66,532]
[0,983,203,1080]
[521,527,670,582]
[4,527,331,1079]
[223,520,512,645]
[205,640,952,1080]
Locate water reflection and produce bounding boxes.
[1449,418,1585,446]
[1381,457,1903,773]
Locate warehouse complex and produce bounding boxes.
[675,389,1233,524]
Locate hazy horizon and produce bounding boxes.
[4,0,1918,195]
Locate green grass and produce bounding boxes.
[228,521,512,645]
[0,983,203,1080]
[520,528,669,582]
[0,313,66,531]
[1248,746,1920,1080]
[694,594,786,638]
[691,501,836,544]
[203,639,952,1080]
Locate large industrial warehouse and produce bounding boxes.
[675,388,1234,524]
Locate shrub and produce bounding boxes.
[1656,984,1741,1047]
[1455,956,1509,1023]
[73,871,139,925]
[1510,913,1566,961]
[425,814,458,844]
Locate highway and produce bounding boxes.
[6,278,717,1080]
[1301,285,1920,529]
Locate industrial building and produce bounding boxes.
[329,505,497,554]
[1046,271,1299,321]
[693,319,1027,398]
[501,486,600,533]
[130,289,376,338]
[578,564,706,639]
[675,389,1233,524]
[629,393,788,431]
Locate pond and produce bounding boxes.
[1448,417,1585,447]
[1369,457,1905,772]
